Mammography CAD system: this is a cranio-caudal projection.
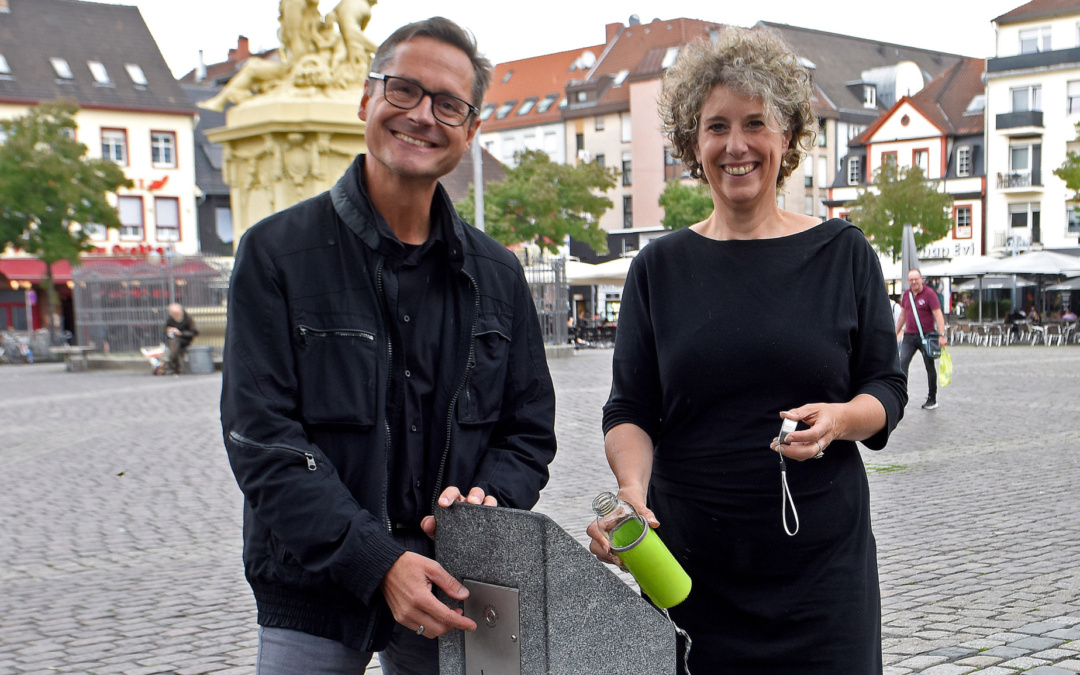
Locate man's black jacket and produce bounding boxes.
[220,155,557,651]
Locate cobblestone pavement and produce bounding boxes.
[0,345,1078,674]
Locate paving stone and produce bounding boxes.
[1011,637,1065,651]
[956,655,1004,668]
[1,348,1079,672]
[983,647,1033,659]
[999,656,1051,670]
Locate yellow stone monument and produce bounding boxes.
[202,0,378,246]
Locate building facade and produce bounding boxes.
[829,58,988,266]
[0,0,197,331]
[985,0,1080,254]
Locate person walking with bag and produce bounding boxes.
[896,269,947,409]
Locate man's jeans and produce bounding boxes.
[256,623,438,675]
[899,333,936,399]
[254,528,439,675]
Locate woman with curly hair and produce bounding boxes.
[587,26,907,674]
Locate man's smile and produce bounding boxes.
[393,131,434,148]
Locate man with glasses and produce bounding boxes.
[221,17,557,674]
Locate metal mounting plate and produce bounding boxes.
[462,579,521,675]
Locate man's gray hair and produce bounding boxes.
[370,16,493,109]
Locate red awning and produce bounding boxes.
[0,259,74,284]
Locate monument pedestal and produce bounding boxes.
[435,502,677,675]
[204,96,366,246]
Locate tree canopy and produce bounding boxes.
[845,162,954,260]
[0,102,132,260]
[658,180,713,230]
[0,102,132,330]
[457,149,615,255]
[1053,124,1080,199]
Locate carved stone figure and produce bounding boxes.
[198,0,378,112]
[331,0,379,74]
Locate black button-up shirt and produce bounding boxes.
[357,166,455,526]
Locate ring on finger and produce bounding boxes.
[813,441,825,459]
[416,625,425,636]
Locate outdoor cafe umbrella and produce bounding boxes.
[1047,276,1080,291]
[900,224,920,291]
[922,255,1018,323]
[953,275,1035,291]
[985,250,1080,316]
[565,255,636,287]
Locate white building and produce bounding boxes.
[985,0,1080,253]
[0,0,198,258]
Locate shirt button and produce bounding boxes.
[403,315,411,323]
[410,424,418,432]
[405,369,411,378]
[416,479,422,488]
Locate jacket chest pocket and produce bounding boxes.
[457,315,512,425]
[295,325,378,426]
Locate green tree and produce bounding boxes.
[0,102,132,335]
[658,180,713,230]
[846,162,953,260]
[458,149,615,255]
[1053,125,1080,198]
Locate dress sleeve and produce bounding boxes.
[602,254,664,443]
[850,238,908,449]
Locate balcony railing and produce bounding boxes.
[996,110,1044,130]
[997,172,1035,189]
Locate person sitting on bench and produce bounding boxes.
[164,303,198,375]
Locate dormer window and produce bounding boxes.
[0,54,10,80]
[516,97,537,115]
[88,61,111,85]
[125,63,147,86]
[613,69,630,86]
[50,57,73,79]
[479,103,496,121]
[501,70,513,84]
[863,84,876,108]
[535,94,558,113]
[495,101,516,120]
[661,47,680,69]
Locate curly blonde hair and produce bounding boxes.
[660,25,817,189]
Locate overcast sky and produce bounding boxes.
[117,0,1025,79]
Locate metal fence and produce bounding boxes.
[71,253,569,355]
[522,256,569,346]
[72,255,232,355]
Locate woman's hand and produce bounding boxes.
[770,394,887,461]
[586,487,657,568]
[770,403,840,461]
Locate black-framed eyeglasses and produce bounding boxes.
[368,72,479,127]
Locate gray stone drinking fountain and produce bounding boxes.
[435,502,677,674]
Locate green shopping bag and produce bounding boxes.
[938,348,953,387]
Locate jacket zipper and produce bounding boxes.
[431,270,480,514]
[228,431,317,471]
[375,258,394,535]
[297,325,375,342]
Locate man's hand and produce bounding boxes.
[419,486,497,540]
[379,552,476,639]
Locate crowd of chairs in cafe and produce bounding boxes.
[948,318,1077,347]
[946,299,1078,347]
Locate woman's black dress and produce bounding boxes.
[602,220,907,674]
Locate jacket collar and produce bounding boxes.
[331,155,467,269]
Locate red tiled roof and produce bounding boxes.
[995,0,1080,25]
[481,46,603,132]
[909,58,986,136]
[585,18,722,110]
